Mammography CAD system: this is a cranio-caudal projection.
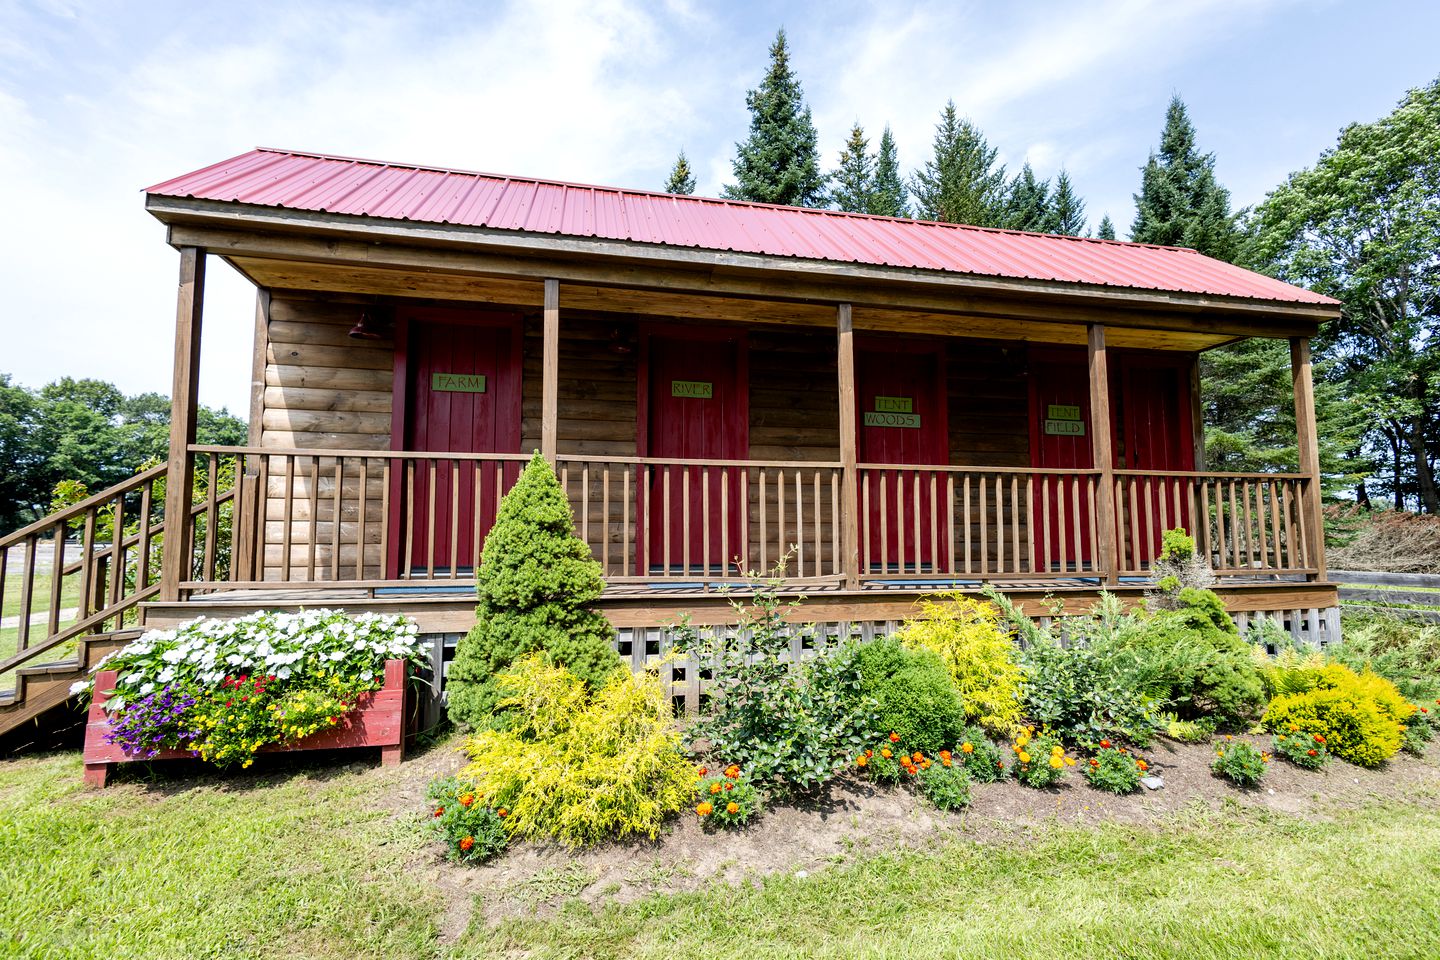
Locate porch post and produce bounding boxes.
[541,278,560,463]
[1290,336,1327,580]
[159,247,206,602]
[836,304,861,588]
[1087,323,1119,583]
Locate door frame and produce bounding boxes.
[635,323,749,460]
[386,305,524,578]
[853,335,949,465]
[1113,349,1197,472]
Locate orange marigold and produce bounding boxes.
[726,802,739,815]
[960,742,974,754]
[724,764,741,779]
[459,836,474,852]
[880,748,893,759]
[709,782,723,794]
[856,755,869,768]
[697,801,714,816]
[459,793,475,808]
[889,731,901,743]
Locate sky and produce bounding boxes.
[0,0,1436,417]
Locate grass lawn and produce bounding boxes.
[2,747,1440,959]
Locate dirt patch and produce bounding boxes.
[385,733,1440,929]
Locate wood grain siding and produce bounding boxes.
[261,294,394,579]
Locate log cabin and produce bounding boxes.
[0,148,1344,732]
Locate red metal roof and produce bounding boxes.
[146,148,1336,307]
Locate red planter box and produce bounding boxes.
[82,659,408,787]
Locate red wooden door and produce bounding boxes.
[857,343,948,573]
[1028,352,1096,573]
[641,330,746,576]
[390,309,522,577]
[1119,359,1195,566]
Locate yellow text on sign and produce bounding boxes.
[671,380,713,398]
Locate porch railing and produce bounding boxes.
[177,446,1320,595]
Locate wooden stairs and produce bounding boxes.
[0,630,141,737]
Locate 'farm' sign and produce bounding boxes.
[671,380,713,398]
[431,373,487,393]
[864,411,921,429]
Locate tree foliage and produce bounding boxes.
[722,29,825,208]
[1131,96,1241,260]
[0,374,246,534]
[1246,76,1440,512]
[1096,215,1117,240]
[871,124,908,217]
[1051,170,1087,236]
[1001,163,1052,232]
[446,453,622,728]
[910,101,1007,226]
[662,151,696,195]
[829,122,876,213]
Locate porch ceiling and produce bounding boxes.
[225,255,1236,352]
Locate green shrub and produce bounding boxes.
[1017,638,1161,748]
[858,742,906,785]
[918,759,973,811]
[425,776,509,863]
[895,594,1025,736]
[676,571,876,792]
[1010,730,1074,788]
[695,766,762,829]
[1263,686,1403,768]
[1212,739,1268,786]
[855,638,966,756]
[447,452,622,728]
[461,656,694,846]
[1402,723,1432,756]
[1272,727,1330,770]
[954,725,1008,783]
[1162,713,1215,743]
[1083,746,1146,795]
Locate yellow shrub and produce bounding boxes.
[896,594,1024,737]
[1256,645,1328,698]
[462,656,695,847]
[1321,664,1416,726]
[1264,686,1403,768]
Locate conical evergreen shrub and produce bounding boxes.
[446,452,622,728]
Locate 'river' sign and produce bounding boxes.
[431,373,487,393]
[671,380,714,398]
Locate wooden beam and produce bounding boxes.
[836,304,861,588]
[159,247,205,602]
[1088,324,1119,583]
[541,278,560,462]
[248,288,270,448]
[1291,336,1326,580]
[1189,352,1206,470]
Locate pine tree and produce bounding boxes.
[909,101,1008,226]
[722,29,826,207]
[1131,96,1241,260]
[663,151,696,195]
[1096,215,1117,240]
[1001,163,1052,232]
[447,452,622,728]
[871,124,908,217]
[829,123,875,213]
[1051,169,1087,236]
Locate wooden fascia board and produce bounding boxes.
[148,197,1336,336]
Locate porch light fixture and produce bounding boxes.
[348,303,394,340]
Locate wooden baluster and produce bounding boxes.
[979,475,989,576]
[1227,481,1241,569]
[1156,474,1170,538]
[861,470,871,576]
[108,492,126,612]
[719,468,728,578]
[829,468,839,578]
[963,474,973,575]
[994,473,1005,574]
[254,455,269,582]
[302,457,318,581]
[739,468,749,576]
[1125,478,1140,575]
[683,467,693,575]
[1070,474,1083,576]
[814,470,822,579]
[602,464,612,576]
[1266,480,1282,571]
[17,537,36,650]
[357,461,369,581]
[1280,481,1295,570]
[77,509,96,621]
[402,459,415,580]
[1040,475,1052,576]
[422,459,436,580]
[663,466,672,576]
[1141,476,1155,569]
[1025,475,1035,574]
[1198,480,1213,567]
[640,464,650,575]
[1241,480,1255,570]
[137,479,154,590]
[201,454,218,582]
[582,462,592,562]
[623,465,632,576]
[946,474,956,576]
[1056,477,1069,576]
[878,471,888,575]
[0,544,8,647]
[46,523,65,639]
[1085,476,1098,575]
[927,472,938,576]
[333,459,347,581]
[379,460,391,581]
[1010,476,1021,575]
[700,468,710,576]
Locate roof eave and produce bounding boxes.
[143,194,1342,325]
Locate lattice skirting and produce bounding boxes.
[420,605,1342,721]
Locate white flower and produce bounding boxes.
[69,680,88,695]
[139,683,154,696]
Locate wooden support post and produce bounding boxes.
[1291,336,1327,581]
[248,288,269,451]
[159,247,205,602]
[541,278,560,463]
[1087,324,1119,583]
[1189,352,1206,471]
[836,304,861,588]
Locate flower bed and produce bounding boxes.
[78,610,426,788]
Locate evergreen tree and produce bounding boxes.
[1051,169,1087,236]
[447,452,623,727]
[871,124,908,217]
[829,122,875,213]
[1096,214,1117,240]
[722,29,826,207]
[909,101,1008,226]
[1131,96,1241,260]
[1001,163,1052,232]
[663,151,696,195]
